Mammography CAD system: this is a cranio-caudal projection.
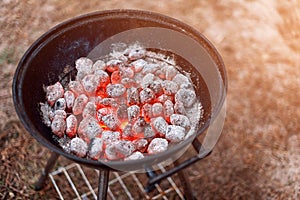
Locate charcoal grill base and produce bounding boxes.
[34,137,210,200]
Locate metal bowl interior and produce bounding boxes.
[12,9,227,171]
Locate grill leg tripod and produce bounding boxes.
[34,151,59,191]
[97,168,109,200]
[34,151,110,200]
[35,137,210,199]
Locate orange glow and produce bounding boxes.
[122,133,145,141]
[120,121,128,130]
[111,70,122,84]
[93,63,177,143]
[95,86,107,99]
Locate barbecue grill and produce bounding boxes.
[12,10,227,199]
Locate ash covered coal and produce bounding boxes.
[40,43,203,161]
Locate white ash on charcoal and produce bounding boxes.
[97,107,115,119]
[152,103,164,117]
[81,74,100,95]
[89,96,102,105]
[125,43,146,60]
[142,63,160,75]
[45,82,64,106]
[142,103,152,122]
[174,101,187,115]
[40,103,53,127]
[75,57,93,73]
[48,110,56,121]
[131,59,147,72]
[148,80,164,96]
[40,43,203,161]
[127,105,140,122]
[54,98,66,111]
[141,73,155,89]
[126,87,140,105]
[54,110,67,119]
[70,137,88,158]
[162,80,178,95]
[122,123,134,138]
[106,83,126,98]
[175,88,196,108]
[94,69,110,86]
[73,94,89,115]
[64,90,75,110]
[124,151,144,161]
[119,66,135,78]
[184,102,204,137]
[111,70,122,84]
[82,101,97,118]
[132,116,147,134]
[88,137,104,160]
[164,100,174,120]
[165,65,178,81]
[140,88,155,104]
[133,72,144,85]
[68,80,85,96]
[147,138,168,154]
[76,70,89,82]
[78,115,103,143]
[165,125,186,143]
[121,77,138,88]
[105,140,136,160]
[155,69,166,79]
[66,114,77,138]
[172,73,191,88]
[144,124,156,138]
[101,114,120,131]
[151,116,168,137]
[101,130,121,144]
[180,82,193,90]
[57,137,71,153]
[99,98,118,108]
[117,105,128,121]
[93,59,106,71]
[133,138,148,152]
[51,114,66,137]
[157,94,173,103]
[109,51,128,62]
[157,64,178,80]
[170,114,191,130]
[106,59,122,72]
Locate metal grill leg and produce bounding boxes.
[34,151,59,191]
[176,167,196,200]
[97,168,109,200]
[145,169,159,192]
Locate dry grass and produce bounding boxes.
[0,0,299,199]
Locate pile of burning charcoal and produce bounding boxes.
[40,43,202,161]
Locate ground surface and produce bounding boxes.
[0,0,299,199]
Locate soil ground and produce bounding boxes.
[0,0,299,199]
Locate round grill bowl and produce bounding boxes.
[13,9,227,171]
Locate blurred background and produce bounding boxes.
[0,0,299,199]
